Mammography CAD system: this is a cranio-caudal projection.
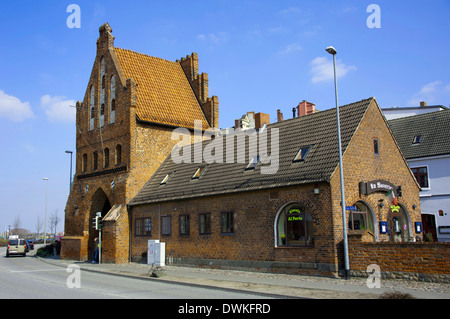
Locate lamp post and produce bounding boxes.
[43,178,49,246]
[326,46,350,280]
[65,150,73,194]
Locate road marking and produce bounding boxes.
[9,269,68,273]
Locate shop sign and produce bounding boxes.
[288,208,303,221]
[359,180,398,196]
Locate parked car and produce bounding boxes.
[6,238,27,257]
[25,239,34,250]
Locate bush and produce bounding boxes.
[380,290,416,299]
[36,241,61,257]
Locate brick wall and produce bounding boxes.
[348,232,450,282]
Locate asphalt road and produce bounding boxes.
[0,246,275,299]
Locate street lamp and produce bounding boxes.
[43,178,49,246]
[65,150,73,194]
[326,46,350,280]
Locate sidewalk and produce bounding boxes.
[36,256,450,299]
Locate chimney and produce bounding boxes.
[420,101,427,107]
[277,109,284,122]
[297,100,316,117]
[255,112,270,129]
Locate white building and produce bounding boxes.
[382,101,447,120]
[388,109,450,242]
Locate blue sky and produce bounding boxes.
[1,0,449,233]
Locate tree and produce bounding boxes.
[12,215,21,235]
[49,210,61,239]
[35,216,43,238]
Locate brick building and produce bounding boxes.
[61,23,218,263]
[128,97,423,276]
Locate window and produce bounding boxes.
[82,154,88,172]
[199,213,211,235]
[411,167,429,188]
[192,166,206,179]
[245,155,260,170]
[374,139,379,155]
[110,75,116,124]
[179,215,190,235]
[276,203,314,247]
[161,216,171,235]
[160,171,175,185]
[101,75,106,90]
[93,151,98,170]
[104,148,110,168]
[412,135,422,144]
[89,85,95,131]
[115,145,122,165]
[221,212,234,234]
[100,103,105,128]
[135,217,151,236]
[293,146,311,162]
[348,202,374,232]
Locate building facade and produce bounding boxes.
[128,98,423,276]
[388,109,450,242]
[61,23,218,263]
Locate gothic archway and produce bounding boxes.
[88,188,111,260]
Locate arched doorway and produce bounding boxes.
[88,188,111,260]
[388,204,411,242]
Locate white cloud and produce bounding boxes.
[278,43,302,54]
[310,56,357,83]
[408,81,450,106]
[197,32,229,45]
[278,7,302,15]
[0,90,34,122]
[40,94,76,122]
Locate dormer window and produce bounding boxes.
[412,135,422,144]
[161,171,175,185]
[293,146,311,162]
[192,166,206,179]
[245,155,260,170]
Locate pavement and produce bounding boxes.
[35,256,450,299]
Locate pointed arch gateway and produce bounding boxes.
[88,188,112,260]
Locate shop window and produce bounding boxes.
[411,167,429,188]
[161,216,171,236]
[348,201,374,233]
[199,213,211,235]
[135,217,151,236]
[179,215,190,236]
[293,146,311,162]
[221,212,234,234]
[276,203,314,247]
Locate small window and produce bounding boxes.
[135,217,151,236]
[82,154,88,172]
[245,155,260,170]
[93,151,98,170]
[161,216,171,236]
[101,75,106,90]
[411,167,429,188]
[104,148,110,168]
[293,146,311,162]
[179,215,190,236]
[160,172,175,185]
[199,213,211,235]
[115,145,122,165]
[221,212,234,234]
[192,166,206,179]
[373,139,379,155]
[412,135,422,144]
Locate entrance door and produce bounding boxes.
[388,206,409,242]
[421,214,437,242]
[88,188,111,260]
